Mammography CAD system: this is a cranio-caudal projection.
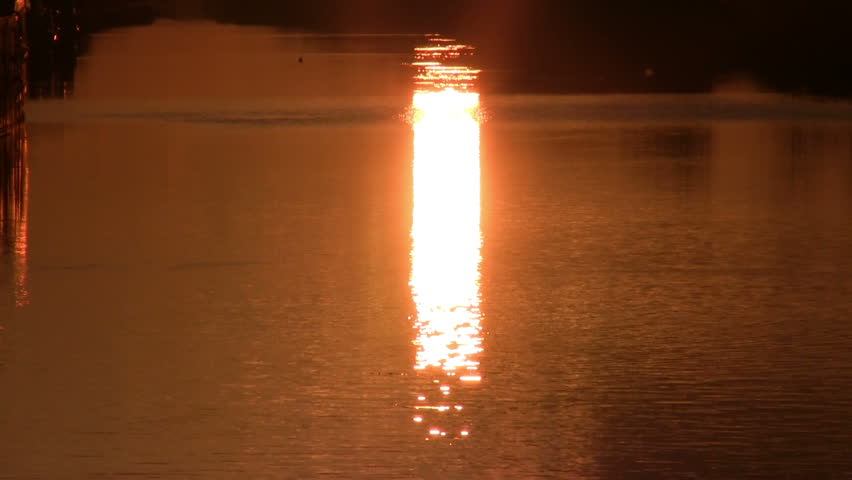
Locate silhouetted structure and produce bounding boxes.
[0,7,25,134]
[76,0,155,33]
[26,0,80,97]
[1,1,17,16]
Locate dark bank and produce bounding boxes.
[5,1,852,99]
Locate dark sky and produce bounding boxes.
[74,0,852,96]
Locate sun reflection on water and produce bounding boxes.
[409,36,482,441]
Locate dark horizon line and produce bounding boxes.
[26,0,852,99]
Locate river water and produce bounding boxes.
[1,21,851,480]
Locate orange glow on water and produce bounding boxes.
[413,37,479,93]
[409,36,482,441]
[413,405,452,412]
[410,89,482,374]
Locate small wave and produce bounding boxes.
[27,94,852,127]
[26,96,410,127]
[168,260,267,271]
[488,94,852,124]
[99,105,402,127]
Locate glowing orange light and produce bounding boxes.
[410,35,483,441]
[413,416,423,423]
[413,405,452,412]
[410,88,482,375]
[412,37,479,94]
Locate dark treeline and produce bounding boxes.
[61,0,852,96]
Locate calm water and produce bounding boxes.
[2,22,852,480]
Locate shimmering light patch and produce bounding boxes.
[409,35,483,442]
[460,430,470,436]
[413,416,423,423]
[410,88,482,374]
[414,405,451,412]
[413,37,479,93]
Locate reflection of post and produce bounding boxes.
[0,126,29,307]
[409,86,482,440]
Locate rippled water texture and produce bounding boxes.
[2,22,851,480]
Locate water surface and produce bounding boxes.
[2,21,852,480]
